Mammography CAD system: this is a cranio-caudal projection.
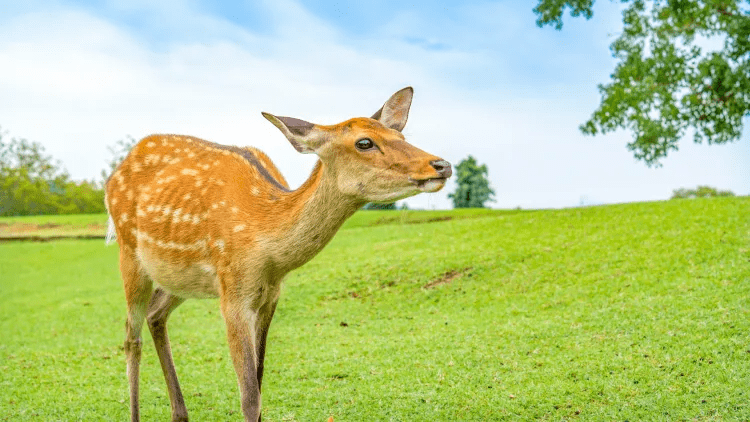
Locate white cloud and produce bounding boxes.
[0,0,747,212]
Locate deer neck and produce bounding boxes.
[269,160,364,271]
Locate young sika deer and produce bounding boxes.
[105,87,451,421]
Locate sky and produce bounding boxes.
[1,0,748,210]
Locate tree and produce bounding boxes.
[101,135,137,184]
[363,202,397,210]
[671,185,735,198]
[0,127,106,216]
[448,155,495,208]
[535,0,750,166]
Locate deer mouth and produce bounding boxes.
[411,177,447,193]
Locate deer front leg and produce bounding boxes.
[221,298,261,421]
[255,299,278,392]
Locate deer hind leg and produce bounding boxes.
[147,287,188,422]
[120,248,153,422]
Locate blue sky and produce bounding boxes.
[1,0,748,209]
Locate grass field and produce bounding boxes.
[1,198,748,421]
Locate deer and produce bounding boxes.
[104,87,452,422]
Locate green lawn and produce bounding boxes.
[1,198,748,421]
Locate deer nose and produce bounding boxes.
[430,160,452,178]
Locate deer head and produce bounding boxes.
[262,87,452,203]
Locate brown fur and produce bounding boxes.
[106,87,450,421]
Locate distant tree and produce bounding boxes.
[0,127,105,216]
[448,155,495,208]
[101,135,137,184]
[363,202,397,210]
[534,0,750,166]
[671,185,735,199]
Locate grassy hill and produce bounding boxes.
[0,197,748,420]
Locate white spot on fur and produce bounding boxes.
[233,224,246,233]
[145,154,160,165]
[157,175,177,185]
[251,187,260,196]
[181,168,199,176]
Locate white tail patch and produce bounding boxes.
[106,215,117,245]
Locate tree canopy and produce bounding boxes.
[535,0,750,166]
[448,156,495,208]
[363,202,397,210]
[671,185,735,198]
[0,128,106,216]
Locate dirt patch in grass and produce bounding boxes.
[423,267,473,289]
[0,222,107,241]
[372,215,454,226]
[0,234,105,242]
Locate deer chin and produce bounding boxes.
[411,177,447,193]
[366,186,422,203]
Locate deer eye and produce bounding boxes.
[355,138,375,150]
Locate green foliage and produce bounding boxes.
[362,202,397,210]
[535,0,750,166]
[0,128,105,216]
[448,155,495,208]
[671,184,735,198]
[1,198,749,420]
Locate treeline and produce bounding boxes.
[671,186,735,199]
[1,130,109,216]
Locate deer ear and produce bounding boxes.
[371,87,413,132]
[262,112,322,154]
